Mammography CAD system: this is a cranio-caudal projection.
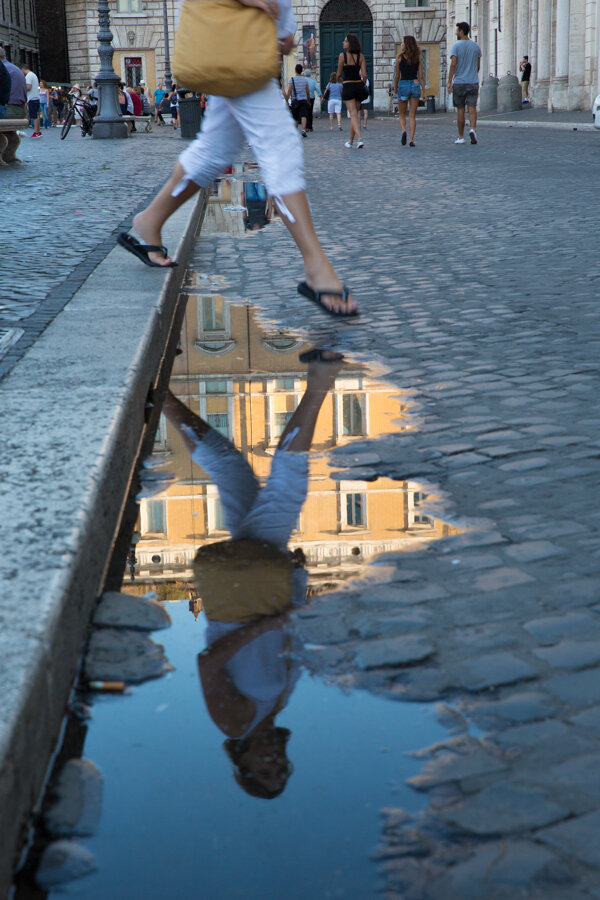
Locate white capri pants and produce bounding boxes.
[328,99,342,115]
[175,80,306,221]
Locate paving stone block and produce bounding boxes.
[466,690,557,724]
[538,809,600,867]
[473,567,535,592]
[457,652,539,691]
[533,639,600,670]
[354,635,435,670]
[568,704,600,734]
[523,612,600,644]
[491,719,594,762]
[543,669,600,706]
[499,456,551,472]
[440,781,568,835]
[407,745,507,790]
[504,540,565,563]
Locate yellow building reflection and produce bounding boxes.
[134,293,457,591]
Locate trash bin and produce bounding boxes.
[426,95,436,114]
[480,75,499,113]
[178,90,203,139]
[497,73,522,113]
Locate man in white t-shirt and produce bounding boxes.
[21,63,42,138]
[447,21,482,145]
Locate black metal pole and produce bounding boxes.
[163,0,172,87]
[93,0,128,139]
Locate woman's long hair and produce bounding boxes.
[329,72,338,83]
[402,35,421,65]
[345,33,362,57]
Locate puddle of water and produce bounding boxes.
[14,200,462,897]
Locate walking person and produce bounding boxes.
[117,0,358,317]
[285,64,310,137]
[0,48,27,120]
[337,33,367,149]
[302,68,321,132]
[168,84,179,129]
[520,55,532,103]
[447,21,481,145]
[153,82,166,124]
[21,63,42,138]
[323,73,343,130]
[39,80,51,129]
[394,36,425,147]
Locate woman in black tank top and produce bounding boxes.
[393,35,425,147]
[336,33,368,149]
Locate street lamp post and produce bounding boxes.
[163,0,172,87]
[93,0,129,139]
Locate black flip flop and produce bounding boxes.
[299,348,344,364]
[117,232,178,268]
[297,282,359,318]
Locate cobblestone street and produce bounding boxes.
[189,115,600,898]
[0,126,183,376]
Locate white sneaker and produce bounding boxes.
[344,141,353,148]
[357,140,364,149]
[454,137,465,144]
[469,129,478,144]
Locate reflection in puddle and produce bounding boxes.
[14,272,461,897]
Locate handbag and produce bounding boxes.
[172,0,280,98]
[193,539,295,623]
[290,77,302,116]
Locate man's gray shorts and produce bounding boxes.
[453,83,479,109]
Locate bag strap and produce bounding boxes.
[291,77,297,99]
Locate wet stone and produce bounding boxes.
[93,592,172,631]
[544,669,600,707]
[551,753,600,804]
[490,720,594,763]
[504,540,565,563]
[433,839,573,899]
[523,612,600,644]
[407,745,507,791]
[439,782,568,835]
[44,759,103,837]
[36,840,97,889]
[354,635,435,670]
[84,628,171,684]
[465,691,557,724]
[538,810,600,868]
[533,639,600,670]
[473,567,535,592]
[456,652,539,691]
[568,704,600,734]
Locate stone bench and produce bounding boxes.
[0,119,28,165]
[123,114,152,134]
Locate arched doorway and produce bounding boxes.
[319,0,373,105]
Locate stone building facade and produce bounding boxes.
[448,0,599,109]
[0,0,39,70]
[292,0,448,110]
[64,0,177,95]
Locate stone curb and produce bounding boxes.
[0,189,207,894]
[478,119,596,131]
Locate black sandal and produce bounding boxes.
[117,231,178,268]
[297,282,359,318]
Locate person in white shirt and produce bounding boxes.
[118,0,358,317]
[21,63,41,138]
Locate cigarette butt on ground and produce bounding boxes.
[87,681,126,692]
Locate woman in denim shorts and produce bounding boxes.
[393,36,425,147]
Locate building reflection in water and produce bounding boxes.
[131,291,458,600]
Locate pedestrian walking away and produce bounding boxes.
[447,21,481,145]
[117,0,358,317]
[323,73,343,130]
[394,36,425,147]
[303,68,321,132]
[337,33,368,149]
[21,62,42,138]
[39,80,51,129]
[520,55,532,102]
[169,84,179,129]
[361,78,370,129]
[285,64,311,137]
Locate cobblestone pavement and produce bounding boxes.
[190,117,600,898]
[0,125,183,378]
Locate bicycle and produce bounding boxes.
[60,92,95,140]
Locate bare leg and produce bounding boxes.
[329,112,334,130]
[408,97,418,142]
[467,104,477,132]
[346,99,361,142]
[132,162,199,265]
[301,116,307,132]
[398,99,408,137]
[457,107,465,139]
[278,352,343,451]
[277,191,358,314]
[336,112,341,127]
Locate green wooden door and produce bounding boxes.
[320,22,374,108]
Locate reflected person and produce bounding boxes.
[161,350,343,798]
